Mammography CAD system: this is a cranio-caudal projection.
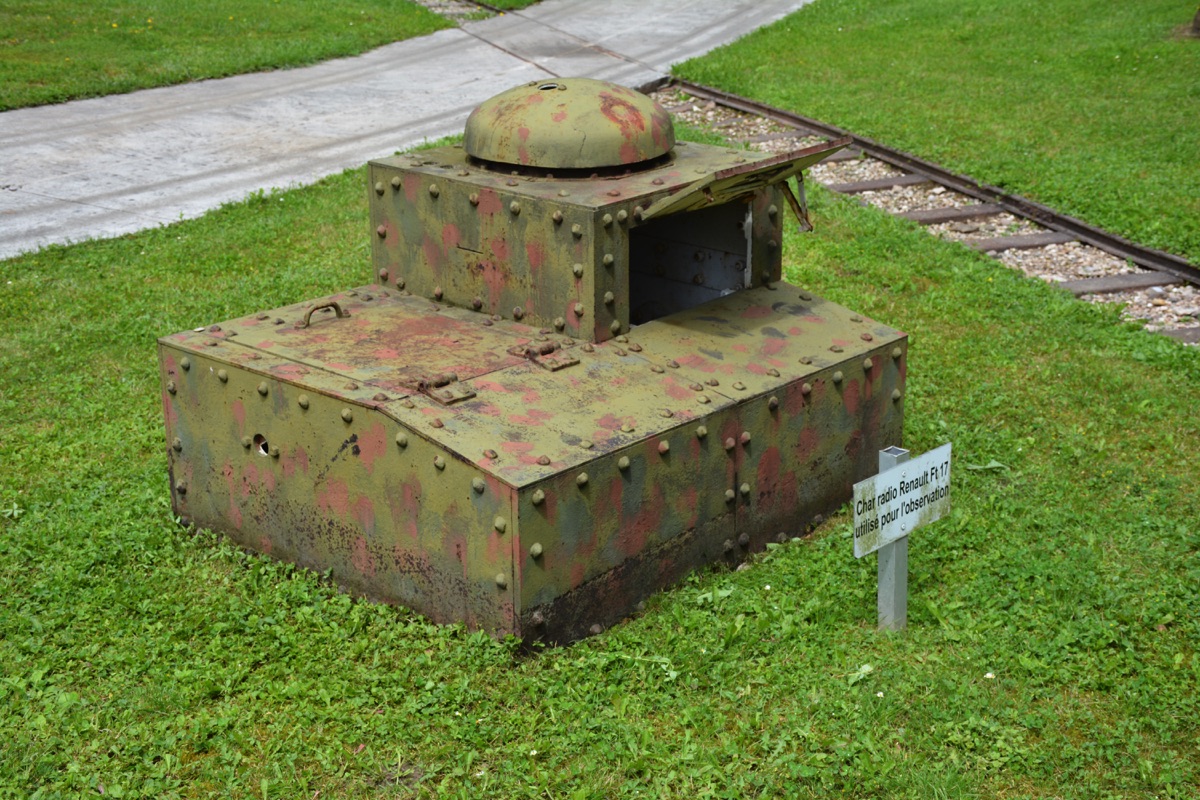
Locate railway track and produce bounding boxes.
[655,78,1200,345]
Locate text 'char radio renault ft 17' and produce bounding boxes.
[159,79,906,643]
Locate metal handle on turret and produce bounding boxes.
[296,301,351,328]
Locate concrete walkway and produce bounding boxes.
[0,0,809,260]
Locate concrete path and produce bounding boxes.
[0,0,809,260]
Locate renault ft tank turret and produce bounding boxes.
[158,79,906,642]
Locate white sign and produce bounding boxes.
[853,443,952,558]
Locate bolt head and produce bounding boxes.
[180,357,191,371]
[863,358,874,371]
[495,573,508,589]
[530,543,544,559]
[395,433,408,448]
[740,482,751,496]
[740,431,751,446]
[696,426,708,439]
[434,456,446,470]
[573,303,585,317]
[768,396,779,410]
[658,440,670,455]
[494,516,507,533]
[391,176,401,189]
[725,490,736,503]
[174,480,187,495]
[242,436,252,449]
[801,382,812,395]
[341,408,353,423]
[429,184,440,198]
[576,472,589,487]
[532,489,546,505]
[270,446,280,458]
[376,225,387,238]
[537,455,551,466]
[217,369,228,383]
[571,223,583,238]
[552,210,564,224]
[617,456,630,471]
[298,394,310,409]
[833,371,844,384]
[472,478,486,493]
[738,532,751,547]
[257,381,268,395]
[724,437,735,451]
[171,437,183,452]
[892,388,903,401]
[509,201,521,215]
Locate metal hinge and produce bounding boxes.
[415,373,477,405]
[508,341,580,372]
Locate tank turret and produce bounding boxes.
[158,80,908,643]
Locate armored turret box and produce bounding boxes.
[158,79,906,642]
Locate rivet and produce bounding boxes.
[799,356,813,364]
[397,279,406,290]
[506,179,518,187]
[374,181,385,195]
[530,543,544,559]
[617,210,628,224]
[725,490,735,504]
[431,418,444,429]
[458,169,469,177]
[698,395,710,404]
[830,345,843,353]
[604,291,614,305]
[892,347,903,359]
[391,176,401,189]
[861,333,874,342]
[241,436,252,449]
[395,433,409,448]
[893,388,903,401]
[558,189,569,197]
[628,343,642,352]
[469,478,486,495]
[724,437,735,451]
[617,456,630,471]
[767,368,780,377]
[633,206,644,220]
[651,364,665,374]
[537,455,551,466]
[768,396,779,410]
[607,189,621,197]
[740,483,751,497]
[610,320,621,333]
[573,303,585,317]
[652,177,665,185]
[180,357,191,371]
[833,371,844,384]
[733,381,746,391]
[495,573,508,589]
[171,437,183,452]
[667,360,679,369]
[738,532,751,547]
[690,383,703,391]
[433,286,443,300]
[531,609,546,625]
[528,489,545,507]
[696,426,708,439]
[589,623,603,636]
[658,441,670,455]
[466,297,481,311]
[581,343,595,353]
[571,224,583,238]
[706,378,719,387]
[341,408,353,423]
[552,210,564,224]
[850,315,863,323]
[740,432,751,446]
[723,537,735,552]
[602,254,615,267]
[509,201,521,215]
[429,184,440,198]
[659,409,673,418]
[768,240,777,250]
[863,358,874,371]
[576,472,589,487]
[494,516,507,533]
[270,446,280,459]
[573,263,584,278]
[513,307,525,320]
[553,316,565,331]
[257,381,268,396]
[174,479,187,495]
[484,449,498,459]
[621,423,634,433]
[298,394,310,409]
[218,369,229,383]
[469,192,480,206]
[434,456,446,470]
[768,204,778,218]
[379,268,390,282]
[602,213,613,227]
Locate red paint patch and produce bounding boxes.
[351,535,377,577]
[508,407,554,427]
[476,189,502,216]
[762,338,787,357]
[316,479,352,518]
[664,381,692,401]
[740,305,773,319]
[441,223,461,250]
[842,378,863,417]
[357,422,388,473]
[281,445,309,479]
[525,240,546,274]
[259,535,272,555]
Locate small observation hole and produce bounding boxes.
[539,83,561,91]
[253,433,269,456]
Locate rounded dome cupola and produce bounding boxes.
[463,78,675,173]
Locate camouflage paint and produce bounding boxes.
[160,80,906,642]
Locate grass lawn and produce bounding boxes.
[0,1,451,110]
[675,0,1200,265]
[2,130,1199,795]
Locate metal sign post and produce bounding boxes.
[853,443,952,632]
[876,447,909,630]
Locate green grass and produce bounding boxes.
[675,0,1200,265]
[2,138,1199,796]
[0,1,451,110]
